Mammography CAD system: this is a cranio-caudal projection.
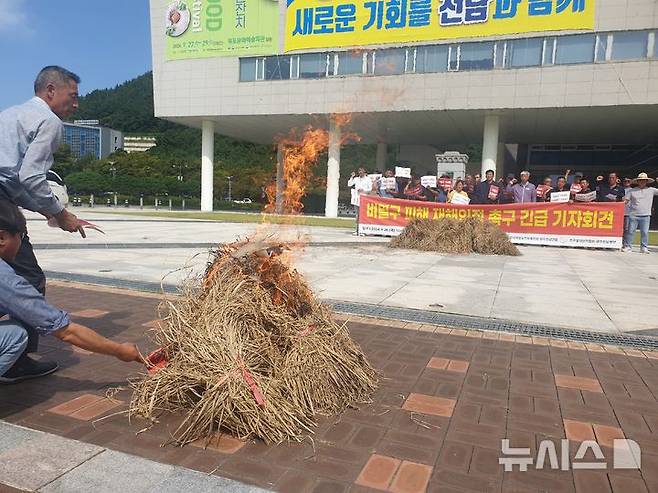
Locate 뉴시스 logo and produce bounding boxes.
[165,1,190,37]
[499,438,642,472]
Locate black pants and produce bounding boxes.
[6,234,45,353]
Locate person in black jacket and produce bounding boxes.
[595,172,625,202]
[473,169,500,204]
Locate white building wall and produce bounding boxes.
[149,0,658,120]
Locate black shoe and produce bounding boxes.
[0,354,59,384]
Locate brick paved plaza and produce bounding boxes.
[2,283,658,492]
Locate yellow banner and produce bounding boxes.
[285,0,595,52]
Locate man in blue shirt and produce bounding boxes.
[0,66,88,379]
[506,171,537,204]
[0,201,143,383]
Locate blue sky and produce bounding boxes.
[0,0,152,110]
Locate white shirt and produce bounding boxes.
[626,186,658,217]
[348,175,373,206]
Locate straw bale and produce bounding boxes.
[390,217,520,256]
[129,240,378,445]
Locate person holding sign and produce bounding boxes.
[422,175,447,203]
[348,167,372,234]
[536,177,554,203]
[403,175,429,201]
[473,170,499,204]
[595,172,625,203]
[376,169,398,198]
[552,176,570,197]
[570,172,584,198]
[506,171,536,203]
[623,173,658,254]
[447,180,470,204]
[574,178,596,202]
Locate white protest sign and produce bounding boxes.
[550,191,570,203]
[451,193,470,205]
[575,191,596,202]
[421,175,437,188]
[380,177,397,189]
[395,166,411,178]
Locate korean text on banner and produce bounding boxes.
[285,0,595,51]
[357,195,624,249]
[165,0,279,60]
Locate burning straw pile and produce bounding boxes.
[129,239,378,445]
[391,217,520,256]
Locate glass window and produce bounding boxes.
[508,38,543,68]
[239,58,257,81]
[595,35,607,62]
[611,31,648,60]
[416,45,449,73]
[365,52,375,74]
[448,46,459,71]
[299,53,326,78]
[374,48,406,75]
[337,51,364,75]
[543,37,556,65]
[265,56,291,80]
[555,34,595,65]
[328,54,337,75]
[494,42,506,68]
[459,42,494,70]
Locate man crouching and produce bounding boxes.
[0,200,143,383]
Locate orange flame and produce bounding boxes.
[264,115,358,215]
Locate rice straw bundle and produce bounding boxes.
[129,239,378,445]
[391,217,520,256]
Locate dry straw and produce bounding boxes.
[390,217,520,256]
[129,239,378,445]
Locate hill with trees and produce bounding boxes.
[56,71,376,211]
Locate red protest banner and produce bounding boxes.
[358,196,624,249]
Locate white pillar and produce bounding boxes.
[275,143,285,214]
[325,120,341,218]
[481,115,500,178]
[375,142,387,172]
[201,120,215,212]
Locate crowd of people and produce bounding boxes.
[348,167,658,253]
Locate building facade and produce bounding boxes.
[149,0,658,215]
[63,123,124,160]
